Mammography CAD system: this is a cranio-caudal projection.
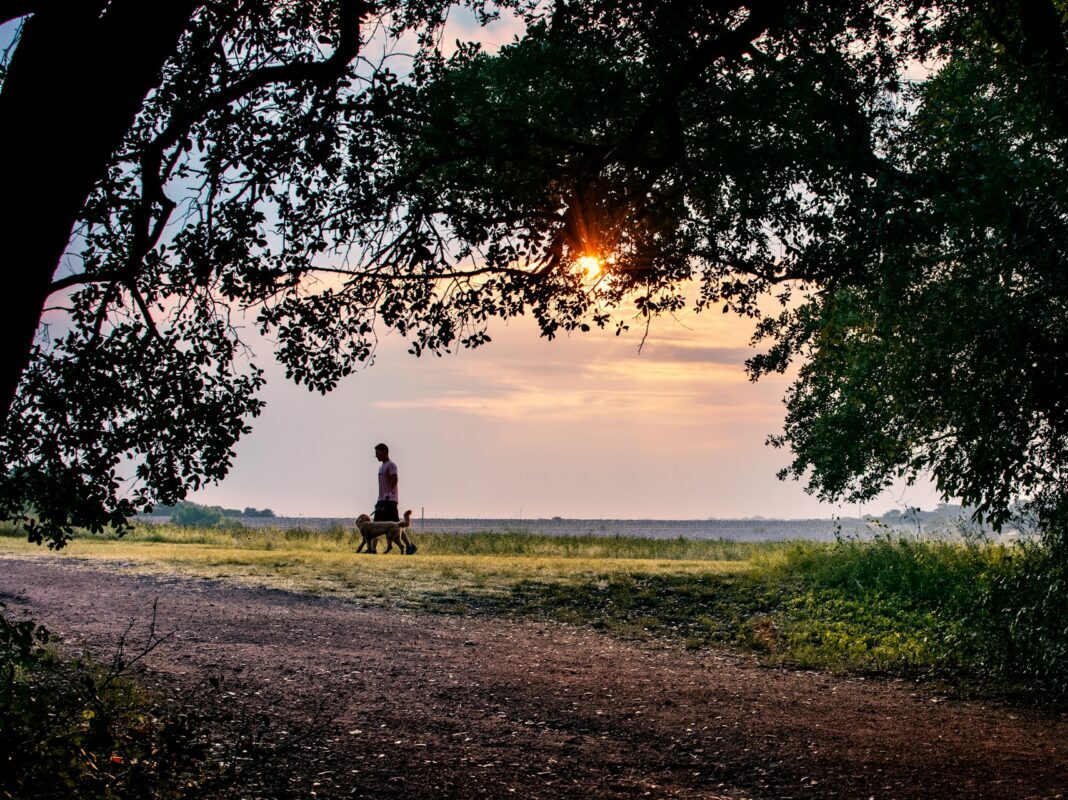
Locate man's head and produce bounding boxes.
[374,443,389,462]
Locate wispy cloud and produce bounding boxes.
[638,343,755,365]
[366,300,777,426]
[375,359,776,423]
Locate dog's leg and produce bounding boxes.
[398,509,416,554]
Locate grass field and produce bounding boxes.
[3,523,1067,703]
[0,524,767,605]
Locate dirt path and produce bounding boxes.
[3,557,1067,799]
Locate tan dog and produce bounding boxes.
[355,509,416,554]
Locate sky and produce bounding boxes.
[189,299,942,519]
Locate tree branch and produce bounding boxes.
[128,282,165,344]
[612,0,788,164]
[146,0,365,159]
[49,271,111,293]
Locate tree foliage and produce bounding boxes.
[397,0,1068,533]
[4,0,1068,546]
[0,0,449,546]
[170,503,228,529]
[753,4,1068,531]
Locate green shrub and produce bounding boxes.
[0,607,211,798]
[171,504,243,530]
[767,536,1068,700]
[171,504,225,528]
[971,538,1068,698]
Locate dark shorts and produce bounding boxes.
[373,500,399,522]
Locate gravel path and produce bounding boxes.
[3,556,1067,799]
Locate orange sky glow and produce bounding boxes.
[192,295,940,518]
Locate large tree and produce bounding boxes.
[6,0,1068,546]
[0,0,835,546]
[0,0,401,543]
[381,0,1068,534]
[748,2,1068,531]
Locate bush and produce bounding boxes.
[171,503,224,528]
[0,606,211,798]
[772,536,1068,701]
[170,503,243,529]
[972,538,1068,699]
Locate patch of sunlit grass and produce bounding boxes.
[0,529,753,608]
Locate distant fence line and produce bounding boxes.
[138,515,877,541]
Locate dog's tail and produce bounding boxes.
[400,509,413,528]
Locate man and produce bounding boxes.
[373,443,416,554]
[374,443,399,522]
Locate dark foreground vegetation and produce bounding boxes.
[0,606,212,799]
[0,597,333,799]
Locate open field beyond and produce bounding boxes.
[0,526,760,611]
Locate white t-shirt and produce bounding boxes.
[378,459,398,502]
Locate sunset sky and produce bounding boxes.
[189,299,941,519]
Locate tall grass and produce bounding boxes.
[411,530,783,560]
[765,536,1068,699]
[33,523,788,561]
[5,523,1067,703]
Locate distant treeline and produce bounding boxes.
[152,501,275,518]
[150,501,275,528]
[869,503,1025,534]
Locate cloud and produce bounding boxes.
[361,305,779,426]
[375,371,780,424]
[639,343,754,365]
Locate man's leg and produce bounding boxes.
[373,501,399,522]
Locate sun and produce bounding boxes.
[576,255,602,278]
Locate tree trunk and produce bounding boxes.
[0,0,196,431]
